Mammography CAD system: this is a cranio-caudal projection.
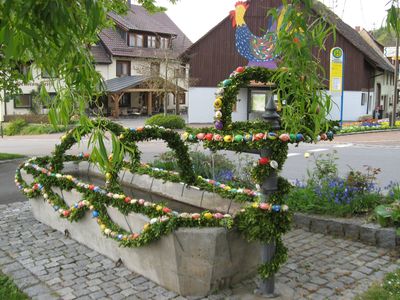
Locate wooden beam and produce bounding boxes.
[147,92,152,116]
[111,92,124,118]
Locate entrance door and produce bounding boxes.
[248,89,274,120]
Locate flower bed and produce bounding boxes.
[338,119,400,134]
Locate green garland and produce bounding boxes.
[16,150,292,279]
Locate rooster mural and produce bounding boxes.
[229,1,285,69]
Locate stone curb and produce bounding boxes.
[293,213,399,249]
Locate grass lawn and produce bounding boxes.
[0,153,25,161]
[0,271,29,300]
[356,268,400,300]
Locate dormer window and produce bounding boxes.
[147,36,157,48]
[128,33,143,47]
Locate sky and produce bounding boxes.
[141,0,392,43]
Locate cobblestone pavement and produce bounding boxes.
[0,202,398,300]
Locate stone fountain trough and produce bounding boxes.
[21,161,261,296]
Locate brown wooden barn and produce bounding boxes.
[183,0,395,123]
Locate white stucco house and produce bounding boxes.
[1,4,192,120]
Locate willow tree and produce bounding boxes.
[386,0,399,126]
[0,0,177,162]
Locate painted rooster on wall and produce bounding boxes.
[229,1,284,69]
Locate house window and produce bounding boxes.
[18,64,31,77]
[361,93,367,106]
[128,33,143,47]
[174,65,186,78]
[147,36,157,48]
[120,94,131,107]
[159,37,170,49]
[150,62,160,76]
[42,93,57,108]
[14,94,32,108]
[116,61,131,77]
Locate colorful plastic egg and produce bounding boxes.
[279,134,290,142]
[244,134,252,142]
[272,205,281,212]
[215,111,222,119]
[235,66,245,73]
[204,133,213,141]
[320,133,328,141]
[289,134,296,142]
[222,79,232,87]
[224,135,233,142]
[234,135,243,142]
[327,131,334,140]
[253,133,264,141]
[259,157,270,165]
[188,134,196,141]
[296,133,304,142]
[215,120,223,130]
[214,134,223,141]
[268,132,277,140]
[213,98,222,109]
[196,133,205,140]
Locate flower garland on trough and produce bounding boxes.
[16,115,294,279]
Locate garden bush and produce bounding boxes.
[285,152,391,217]
[4,118,27,135]
[151,150,236,182]
[145,114,185,129]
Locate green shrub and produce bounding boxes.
[356,268,400,300]
[19,124,67,135]
[0,272,29,300]
[145,114,185,129]
[4,118,27,135]
[151,151,236,182]
[0,153,25,160]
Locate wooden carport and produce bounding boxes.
[105,76,186,118]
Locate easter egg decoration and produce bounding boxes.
[296,133,304,142]
[204,133,213,141]
[268,132,277,140]
[234,134,244,142]
[214,134,223,141]
[215,111,222,119]
[244,134,253,142]
[236,66,245,73]
[258,157,270,165]
[224,135,233,143]
[222,79,232,87]
[327,131,334,141]
[213,98,222,109]
[215,120,224,130]
[196,133,205,140]
[279,134,290,142]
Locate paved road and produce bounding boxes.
[0,201,397,300]
[0,159,27,204]
[1,131,399,204]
